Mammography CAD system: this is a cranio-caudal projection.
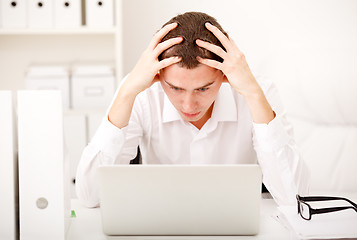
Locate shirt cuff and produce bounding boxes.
[252,115,290,152]
[89,116,127,160]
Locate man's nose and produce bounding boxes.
[182,93,197,112]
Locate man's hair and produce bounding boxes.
[158,12,228,69]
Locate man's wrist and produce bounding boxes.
[238,81,263,100]
[120,74,143,98]
[240,84,275,124]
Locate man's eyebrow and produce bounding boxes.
[195,81,215,90]
[164,80,184,90]
[164,80,215,90]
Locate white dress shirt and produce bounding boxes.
[76,76,310,208]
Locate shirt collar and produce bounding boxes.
[162,83,238,123]
[163,93,182,123]
[211,83,238,122]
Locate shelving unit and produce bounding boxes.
[0,0,122,198]
[0,0,123,88]
[0,27,117,35]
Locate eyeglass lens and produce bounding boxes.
[299,201,311,220]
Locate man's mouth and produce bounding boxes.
[182,111,201,118]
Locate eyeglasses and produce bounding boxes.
[296,194,357,220]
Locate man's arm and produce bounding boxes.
[76,23,183,207]
[196,23,309,205]
[196,22,275,124]
[108,22,182,129]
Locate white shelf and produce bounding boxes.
[0,27,117,35]
[64,109,106,115]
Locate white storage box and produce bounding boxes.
[0,91,16,240]
[17,90,71,240]
[54,0,81,28]
[85,0,113,28]
[28,0,53,28]
[25,66,70,109]
[71,65,115,110]
[1,0,27,28]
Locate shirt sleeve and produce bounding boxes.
[75,80,145,207]
[252,76,310,206]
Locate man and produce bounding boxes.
[76,12,309,208]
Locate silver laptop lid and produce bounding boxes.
[98,164,262,236]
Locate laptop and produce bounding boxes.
[97,164,262,236]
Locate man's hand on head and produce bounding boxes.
[196,23,275,124]
[195,22,261,98]
[124,22,183,96]
[108,22,182,129]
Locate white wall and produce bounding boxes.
[266,0,357,193]
[122,0,271,76]
[121,0,357,193]
[267,0,357,122]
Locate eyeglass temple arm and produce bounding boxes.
[299,196,357,208]
[311,206,357,215]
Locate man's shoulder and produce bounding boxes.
[134,82,165,113]
[137,82,163,99]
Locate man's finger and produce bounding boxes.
[196,57,222,70]
[205,22,233,52]
[149,22,178,50]
[196,39,228,59]
[157,56,182,70]
[154,37,183,58]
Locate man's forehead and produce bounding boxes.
[161,64,222,86]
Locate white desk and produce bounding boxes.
[67,196,293,240]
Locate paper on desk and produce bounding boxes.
[277,206,357,239]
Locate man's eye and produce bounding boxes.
[197,88,208,92]
[171,87,181,91]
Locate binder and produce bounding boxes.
[85,0,114,28]
[63,113,86,198]
[54,0,81,28]
[18,90,70,240]
[1,0,27,28]
[0,91,17,240]
[28,0,53,28]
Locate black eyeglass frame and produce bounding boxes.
[296,194,357,220]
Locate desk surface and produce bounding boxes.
[67,196,292,240]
